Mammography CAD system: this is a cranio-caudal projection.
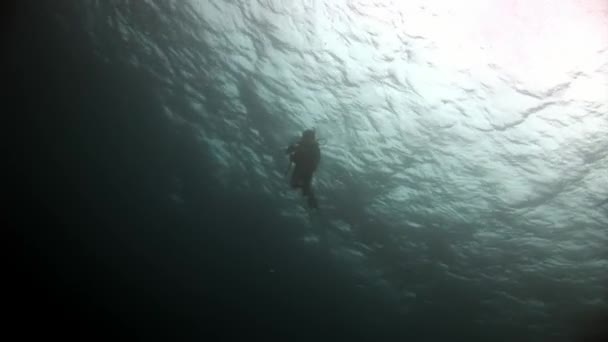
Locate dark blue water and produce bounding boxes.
[11,1,608,341]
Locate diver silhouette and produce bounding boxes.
[285,129,321,209]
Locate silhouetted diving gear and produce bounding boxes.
[285,130,321,209]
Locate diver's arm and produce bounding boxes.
[285,143,297,154]
[285,160,293,176]
[285,143,297,175]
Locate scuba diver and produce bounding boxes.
[285,129,321,209]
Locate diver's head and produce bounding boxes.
[302,129,315,142]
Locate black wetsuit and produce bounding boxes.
[286,139,320,208]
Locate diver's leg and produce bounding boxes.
[301,173,312,197]
[291,167,302,189]
[302,174,319,209]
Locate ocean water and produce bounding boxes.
[11,1,608,341]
